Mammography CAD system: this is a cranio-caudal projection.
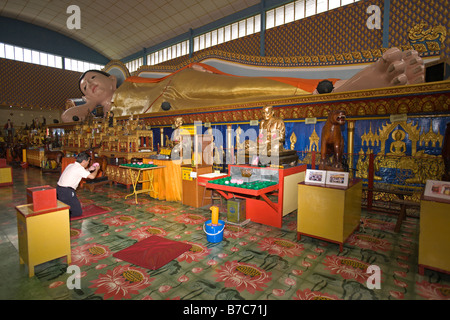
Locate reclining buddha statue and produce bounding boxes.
[61,47,425,123]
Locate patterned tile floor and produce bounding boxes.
[0,165,449,301]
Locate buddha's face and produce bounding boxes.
[79,71,116,105]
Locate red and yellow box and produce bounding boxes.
[26,185,57,212]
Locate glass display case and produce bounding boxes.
[229,166,279,184]
[206,164,307,228]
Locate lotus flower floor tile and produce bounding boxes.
[0,166,449,300]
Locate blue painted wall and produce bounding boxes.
[0,17,109,65]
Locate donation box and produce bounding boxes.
[26,185,57,212]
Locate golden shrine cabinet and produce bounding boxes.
[105,165,133,187]
[26,148,45,167]
[419,195,450,275]
[297,179,362,252]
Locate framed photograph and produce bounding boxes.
[326,171,349,187]
[424,180,450,200]
[305,169,326,184]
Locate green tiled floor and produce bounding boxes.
[0,165,449,300]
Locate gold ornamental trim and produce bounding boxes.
[123,80,450,126]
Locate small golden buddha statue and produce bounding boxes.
[388,130,407,155]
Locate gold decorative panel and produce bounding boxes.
[390,0,449,57]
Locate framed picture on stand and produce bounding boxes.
[326,171,349,187]
[305,169,326,184]
[424,180,450,200]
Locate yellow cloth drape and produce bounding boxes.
[143,158,182,202]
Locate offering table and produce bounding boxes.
[120,164,165,204]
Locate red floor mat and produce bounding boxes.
[70,204,110,221]
[113,235,192,270]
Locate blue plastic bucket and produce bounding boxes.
[203,220,225,243]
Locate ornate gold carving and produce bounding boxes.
[408,24,446,52]
[356,148,373,180]
[387,130,407,155]
[419,120,443,147]
[361,124,380,148]
[356,118,446,186]
[308,127,320,152]
[380,121,420,156]
[290,132,297,150]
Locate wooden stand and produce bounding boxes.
[180,133,214,208]
[418,195,450,275]
[143,159,182,202]
[182,165,213,207]
[392,198,420,232]
[297,179,362,252]
[15,201,71,277]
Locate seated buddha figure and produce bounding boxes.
[388,130,407,155]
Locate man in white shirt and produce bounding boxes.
[57,152,100,217]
